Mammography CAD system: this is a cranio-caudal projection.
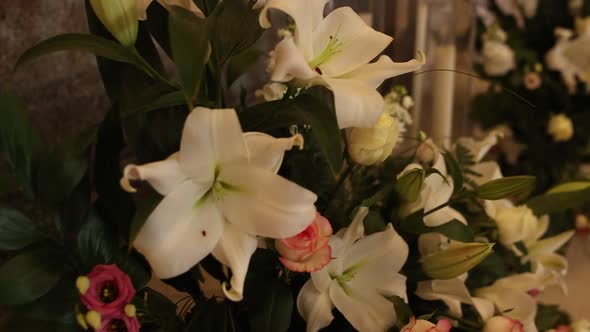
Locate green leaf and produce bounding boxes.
[0,247,67,306]
[527,182,590,215]
[12,277,79,324]
[0,173,18,194]
[395,168,425,202]
[535,304,571,331]
[114,251,151,290]
[388,296,413,328]
[129,192,164,244]
[124,91,186,118]
[16,33,139,70]
[186,298,232,332]
[547,181,590,194]
[76,212,118,269]
[226,47,262,87]
[239,86,343,175]
[476,176,536,200]
[247,278,293,332]
[0,208,41,251]
[169,6,210,107]
[208,0,264,65]
[442,152,463,195]
[0,89,45,199]
[400,210,474,242]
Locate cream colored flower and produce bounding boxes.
[547,113,575,142]
[90,0,138,47]
[347,112,400,166]
[546,19,590,94]
[482,40,516,76]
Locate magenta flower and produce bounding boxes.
[77,264,136,316]
[96,310,141,332]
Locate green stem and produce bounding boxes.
[130,47,177,90]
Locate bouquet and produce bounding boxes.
[471,0,590,197]
[1,0,589,331]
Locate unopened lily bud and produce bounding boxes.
[483,316,524,332]
[90,0,138,47]
[547,114,574,142]
[347,112,400,166]
[421,242,494,280]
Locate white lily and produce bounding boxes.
[121,107,317,301]
[546,18,590,94]
[259,0,424,128]
[524,230,574,275]
[455,131,504,186]
[401,154,467,227]
[475,268,562,332]
[137,0,204,20]
[296,207,409,332]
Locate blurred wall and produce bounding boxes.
[0,0,108,147]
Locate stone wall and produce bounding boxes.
[0,0,108,147]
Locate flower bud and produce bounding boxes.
[523,72,542,90]
[347,112,400,166]
[421,242,494,280]
[547,114,574,142]
[90,0,138,47]
[483,316,524,332]
[416,138,437,164]
[482,40,515,76]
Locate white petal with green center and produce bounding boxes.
[311,7,392,77]
[134,181,223,278]
[122,153,186,195]
[218,165,317,238]
[211,221,258,301]
[271,38,318,82]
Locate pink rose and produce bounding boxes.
[97,311,140,332]
[524,72,542,90]
[401,317,452,332]
[275,213,332,272]
[79,264,136,316]
[554,325,572,332]
[483,316,524,332]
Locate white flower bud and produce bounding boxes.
[482,40,516,76]
[255,83,288,101]
[416,138,438,164]
[90,0,138,47]
[483,316,524,332]
[547,113,574,142]
[347,112,400,166]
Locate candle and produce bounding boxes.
[411,0,429,137]
[431,44,456,148]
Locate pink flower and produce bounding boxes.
[97,311,140,332]
[401,317,452,332]
[524,72,542,90]
[483,316,524,332]
[275,213,332,272]
[554,325,572,332]
[78,264,136,316]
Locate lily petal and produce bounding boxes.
[340,54,425,89]
[180,108,247,181]
[211,221,258,301]
[219,165,317,238]
[329,282,396,332]
[121,153,186,194]
[244,132,304,173]
[336,206,368,248]
[470,161,503,186]
[260,0,329,59]
[322,77,384,128]
[416,277,472,318]
[297,280,335,332]
[134,181,223,278]
[312,7,392,77]
[529,231,574,256]
[271,38,318,82]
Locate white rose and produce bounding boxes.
[547,113,574,142]
[483,316,524,332]
[347,112,400,166]
[484,200,548,249]
[482,40,516,76]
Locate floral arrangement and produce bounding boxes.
[1,0,590,331]
[472,0,590,200]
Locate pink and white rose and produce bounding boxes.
[276,213,332,272]
[483,316,524,332]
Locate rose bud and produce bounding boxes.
[276,213,333,272]
[483,316,524,332]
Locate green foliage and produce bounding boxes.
[535,304,571,331]
[388,296,413,329]
[76,212,118,270]
[239,86,344,175]
[395,169,425,203]
[475,176,536,200]
[0,208,41,251]
[527,181,590,215]
[0,247,67,306]
[442,152,464,195]
[169,6,210,108]
[400,210,475,243]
